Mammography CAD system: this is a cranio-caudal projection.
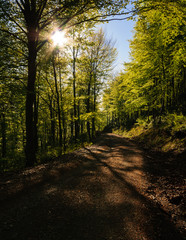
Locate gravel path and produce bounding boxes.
[0,133,184,240]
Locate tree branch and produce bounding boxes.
[0,28,27,45]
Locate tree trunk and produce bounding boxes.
[33,91,39,152]
[161,54,166,114]
[86,78,91,140]
[92,75,96,138]
[77,98,80,136]
[70,111,74,139]
[25,41,37,167]
[62,116,66,152]
[72,47,79,140]
[53,55,62,148]
[1,112,6,158]
[49,97,55,146]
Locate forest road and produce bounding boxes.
[0,133,184,240]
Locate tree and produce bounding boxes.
[0,0,130,166]
[103,0,186,129]
[79,29,117,139]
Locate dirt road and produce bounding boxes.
[0,133,184,240]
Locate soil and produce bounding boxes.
[0,133,185,240]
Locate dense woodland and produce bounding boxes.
[0,0,185,171]
[103,0,186,128]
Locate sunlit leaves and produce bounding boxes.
[103,0,186,128]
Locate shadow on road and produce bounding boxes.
[0,133,184,240]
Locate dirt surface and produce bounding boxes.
[0,133,185,240]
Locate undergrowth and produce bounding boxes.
[114,114,186,153]
[37,140,93,164]
[0,137,93,173]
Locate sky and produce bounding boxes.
[101,19,135,73]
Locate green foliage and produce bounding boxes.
[0,6,117,171]
[161,114,186,132]
[0,153,25,172]
[1,0,185,171]
[114,113,186,153]
[0,0,130,168]
[103,0,186,133]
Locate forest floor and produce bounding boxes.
[0,133,185,240]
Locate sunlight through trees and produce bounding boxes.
[0,0,185,171]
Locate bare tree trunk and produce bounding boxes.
[86,77,91,140]
[52,55,62,148]
[92,74,96,138]
[70,111,74,139]
[1,112,6,158]
[59,65,66,152]
[25,40,37,167]
[161,54,166,115]
[72,46,79,140]
[48,96,55,146]
[33,91,39,152]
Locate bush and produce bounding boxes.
[161,114,186,133]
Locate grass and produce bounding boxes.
[114,114,186,153]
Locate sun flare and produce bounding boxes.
[51,30,67,46]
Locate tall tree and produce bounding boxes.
[80,29,117,139]
[103,0,186,128]
[0,0,130,166]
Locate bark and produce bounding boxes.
[171,76,175,110]
[62,116,66,152]
[1,113,6,158]
[72,46,79,140]
[49,97,55,146]
[92,75,96,138]
[161,54,166,114]
[59,66,66,152]
[53,56,62,147]
[86,78,91,140]
[71,111,74,139]
[81,121,84,135]
[24,1,41,166]
[77,98,80,135]
[33,91,39,152]
[25,40,37,167]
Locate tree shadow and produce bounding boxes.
[0,134,184,240]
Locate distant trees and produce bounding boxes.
[79,29,117,139]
